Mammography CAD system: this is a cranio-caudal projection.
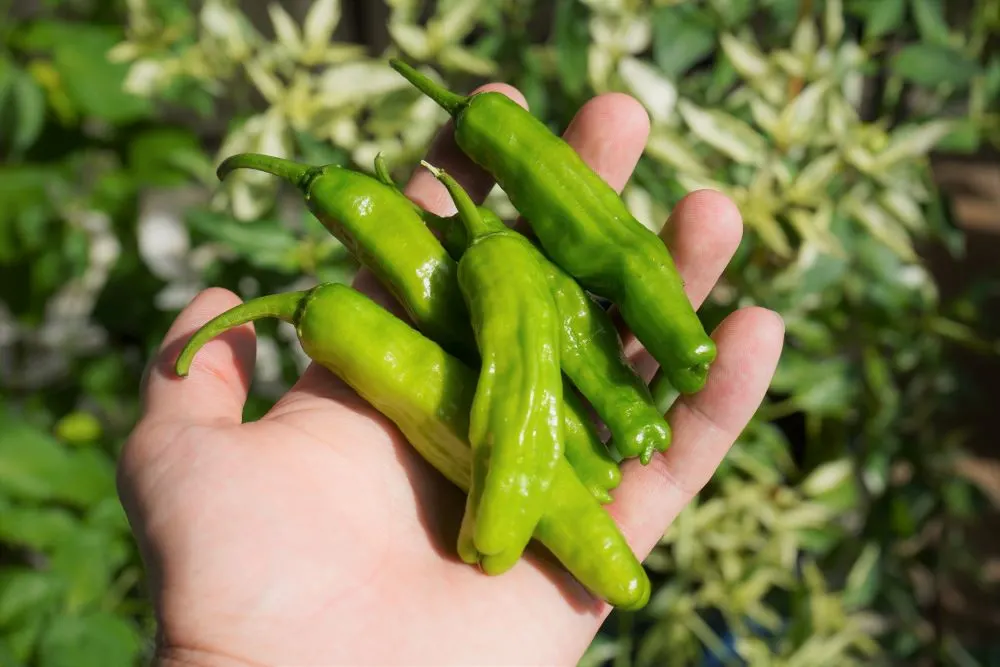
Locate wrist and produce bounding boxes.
[155,647,265,667]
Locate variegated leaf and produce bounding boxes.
[787,206,844,256]
[646,129,710,176]
[317,61,410,107]
[245,60,284,104]
[268,3,302,55]
[874,120,956,170]
[677,99,769,165]
[788,152,840,203]
[845,196,917,261]
[303,0,341,57]
[878,189,924,231]
[720,33,769,80]
[388,21,431,59]
[430,0,484,44]
[438,45,496,76]
[825,0,845,45]
[587,44,614,91]
[774,80,830,147]
[749,96,779,135]
[745,208,793,257]
[619,56,677,122]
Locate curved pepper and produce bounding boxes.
[422,197,672,465]
[389,59,717,395]
[174,283,650,610]
[424,160,564,571]
[216,152,476,361]
[373,154,622,496]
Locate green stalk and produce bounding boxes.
[175,290,311,376]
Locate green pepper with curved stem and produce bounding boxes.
[423,160,564,570]
[389,59,716,396]
[173,282,650,610]
[372,153,622,495]
[420,193,672,465]
[216,152,475,361]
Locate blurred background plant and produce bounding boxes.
[2,0,999,665]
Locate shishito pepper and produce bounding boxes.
[423,160,564,572]
[373,155,665,463]
[219,152,621,502]
[389,59,717,396]
[216,152,476,360]
[410,169,671,465]
[173,282,651,610]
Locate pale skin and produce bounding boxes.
[118,85,786,666]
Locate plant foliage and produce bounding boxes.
[1,0,998,665]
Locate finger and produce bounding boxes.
[617,189,745,383]
[562,92,650,193]
[404,83,528,217]
[139,287,257,430]
[608,306,785,558]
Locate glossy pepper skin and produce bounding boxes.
[216,153,475,361]
[425,161,564,572]
[424,201,672,465]
[173,283,651,610]
[389,59,717,395]
[372,154,621,500]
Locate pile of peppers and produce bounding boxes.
[174,59,718,611]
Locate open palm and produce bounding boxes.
[118,86,785,667]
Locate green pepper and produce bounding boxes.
[374,153,622,496]
[215,153,475,361]
[174,283,650,610]
[220,152,619,502]
[389,59,717,395]
[418,184,672,465]
[424,160,564,571]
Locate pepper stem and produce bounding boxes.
[373,152,395,188]
[216,153,318,192]
[389,59,468,116]
[174,289,311,377]
[421,161,492,244]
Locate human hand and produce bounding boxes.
[117,85,785,667]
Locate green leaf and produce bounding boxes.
[1,609,46,664]
[128,128,204,186]
[0,408,116,506]
[891,44,980,88]
[0,56,15,111]
[553,0,590,99]
[12,71,46,155]
[185,209,300,272]
[910,0,951,47]
[23,22,152,124]
[929,118,981,153]
[842,544,881,609]
[864,0,905,40]
[0,569,63,627]
[711,0,755,27]
[38,612,142,667]
[0,506,78,551]
[652,5,716,78]
[51,529,128,612]
[985,55,1000,102]
[86,497,131,535]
